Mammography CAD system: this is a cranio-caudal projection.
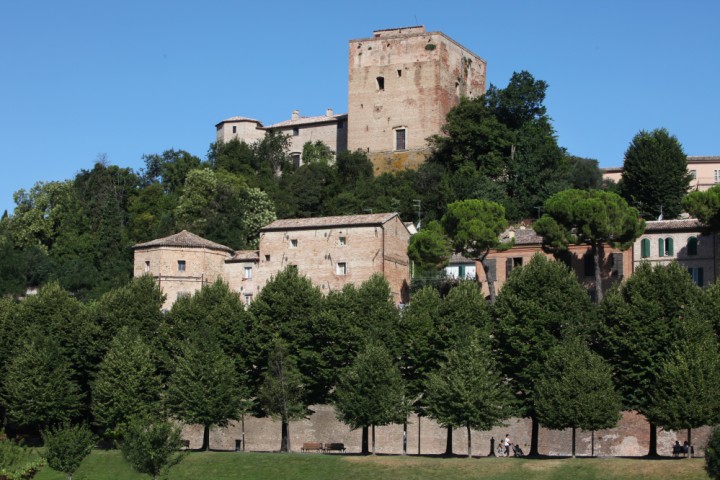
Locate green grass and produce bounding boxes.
[31,450,709,480]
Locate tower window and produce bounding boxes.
[395,129,406,151]
[397,69,402,78]
[178,260,186,272]
[244,266,252,279]
[291,239,298,248]
[292,127,299,136]
[232,125,237,134]
[336,262,347,275]
[376,76,385,91]
[145,261,150,272]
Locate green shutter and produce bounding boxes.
[658,238,664,257]
[688,237,698,256]
[641,238,650,258]
[458,265,466,278]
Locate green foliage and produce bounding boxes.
[707,427,720,480]
[424,336,515,437]
[119,416,185,480]
[599,262,703,414]
[142,149,203,195]
[301,141,334,165]
[620,128,691,219]
[441,199,506,259]
[407,221,451,271]
[535,336,621,435]
[42,423,95,480]
[92,329,163,434]
[683,184,720,230]
[565,156,603,191]
[494,254,596,418]
[0,439,40,480]
[334,343,410,432]
[1,335,84,429]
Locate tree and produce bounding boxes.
[92,328,163,436]
[120,416,185,480]
[301,141,334,165]
[534,336,621,457]
[707,427,720,479]
[334,343,410,454]
[1,335,84,430]
[166,332,246,451]
[142,149,203,195]
[620,128,691,220]
[646,314,720,456]
[494,254,596,456]
[683,184,720,230]
[565,156,603,191]
[257,338,306,452]
[407,221,452,271]
[533,189,645,303]
[600,261,703,457]
[424,336,515,457]
[42,423,95,480]
[441,199,508,302]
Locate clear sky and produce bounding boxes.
[1,0,719,215]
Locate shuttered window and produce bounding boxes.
[688,237,698,256]
[641,238,650,258]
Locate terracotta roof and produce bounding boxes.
[449,252,475,263]
[133,230,234,254]
[261,213,401,231]
[498,227,543,245]
[687,156,720,164]
[216,116,263,126]
[227,250,260,262]
[644,219,704,232]
[266,113,347,129]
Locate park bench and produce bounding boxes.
[301,442,324,453]
[324,442,346,453]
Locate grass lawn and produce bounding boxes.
[31,450,709,480]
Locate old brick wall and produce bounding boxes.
[183,406,711,457]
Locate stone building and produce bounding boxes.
[133,212,411,308]
[476,227,632,301]
[132,230,235,310]
[347,26,486,174]
[216,26,486,173]
[634,218,719,286]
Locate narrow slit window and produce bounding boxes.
[376,76,385,91]
[145,261,150,272]
[397,69,402,78]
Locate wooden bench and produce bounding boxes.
[324,442,346,453]
[301,442,324,453]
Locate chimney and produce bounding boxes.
[326,108,334,117]
[292,110,299,120]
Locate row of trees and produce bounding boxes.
[1,254,718,457]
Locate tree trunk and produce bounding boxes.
[648,422,658,457]
[593,244,603,304]
[202,424,210,451]
[481,259,496,304]
[362,426,369,454]
[280,421,290,452]
[467,424,472,458]
[445,426,453,455]
[529,415,540,456]
[372,424,376,455]
[571,427,576,458]
[688,428,693,458]
[68,474,73,480]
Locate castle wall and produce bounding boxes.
[183,406,711,457]
[348,28,486,174]
[273,120,346,165]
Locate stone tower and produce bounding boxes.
[347,26,486,174]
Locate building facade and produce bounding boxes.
[602,156,720,192]
[216,26,486,174]
[133,213,411,308]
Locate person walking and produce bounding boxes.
[504,434,511,457]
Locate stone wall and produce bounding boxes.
[184,405,711,457]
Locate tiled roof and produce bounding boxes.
[216,116,263,125]
[133,230,234,254]
[261,213,400,231]
[500,227,543,245]
[687,156,720,164]
[227,250,260,262]
[644,219,704,232]
[449,252,475,263]
[266,113,347,129]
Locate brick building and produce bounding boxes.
[216,26,486,173]
[133,213,411,308]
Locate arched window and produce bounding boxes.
[688,237,698,256]
[641,238,650,258]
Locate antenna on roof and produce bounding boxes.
[413,199,422,229]
[414,14,419,25]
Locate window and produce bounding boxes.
[688,237,698,256]
[244,293,253,305]
[395,128,406,151]
[397,69,402,78]
[688,267,704,287]
[232,125,237,134]
[690,170,697,179]
[144,261,150,272]
[178,260,186,272]
[292,127,299,136]
[715,170,720,183]
[376,76,385,91]
[658,237,674,257]
[291,153,301,168]
[339,236,346,246]
[506,257,523,277]
[244,267,252,280]
[291,239,298,248]
[265,255,270,261]
[337,120,345,129]
[336,262,347,275]
[641,238,650,258]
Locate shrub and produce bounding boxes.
[42,423,95,480]
[706,427,720,479]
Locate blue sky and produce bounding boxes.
[1,1,719,215]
